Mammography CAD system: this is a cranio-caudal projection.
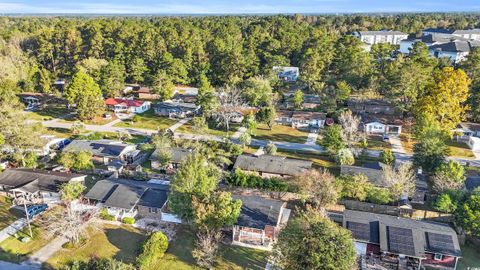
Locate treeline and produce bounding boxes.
[1,14,480,120]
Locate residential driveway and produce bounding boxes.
[0,218,27,243]
[389,135,406,154]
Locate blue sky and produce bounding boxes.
[0,0,479,14]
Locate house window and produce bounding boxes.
[148,208,158,214]
[433,254,443,261]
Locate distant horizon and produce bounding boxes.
[1,0,479,15]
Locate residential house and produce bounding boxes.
[232,195,290,250]
[282,92,321,109]
[233,154,312,178]
[105,98,151,114]
[341,163,427,204]
[0,168,86,205]
[453,122,480,151]
[153,101,200,118]
[132,87,160,100]
[273,66,299,82]
[347,97,397,115]
[150,147,192,172]
[364,121,402,135]
[352,30,408,45]
[172,86,198,103]
[275,110,326,131]
[342,210,462,270]
[63,140,141,165]
[85,178,172,221]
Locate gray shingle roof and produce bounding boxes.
[85,178,169,211]
[343,210,461,258]
[0,168,85,193]
[63,140,133,158]
[150,147,192,164]
[429,40,472,53]
[233,195,285,229]
[233,154,312,176]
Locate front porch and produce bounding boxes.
[232,225,275,251]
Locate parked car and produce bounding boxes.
[26,204,48,218]
[383,134,389,141]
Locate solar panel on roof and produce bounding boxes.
[347,221,370,241]
[387,226,416,256]
[427,232,457,255]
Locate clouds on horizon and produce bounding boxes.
[0,0,479,14]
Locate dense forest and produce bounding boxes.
[1,13,480,118]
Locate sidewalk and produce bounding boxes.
[389,135,407,154]
[0,218,27,243]
[168,118,191,132]
[305,132,318,146]
[23,236,68,267]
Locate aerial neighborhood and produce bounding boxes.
[1,12,480,270]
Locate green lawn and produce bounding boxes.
[24,104,71,121]
[149,226,268,270]
[254,124,308,144]
[447,140,475,158]
[0,196,22,230]
[176,122,239,138]
[114,109,177,130]
[0,223,51,263]
[458,242,480,270]
[364,135,391,151]
[46,224,147,269]
[44,127,74,138]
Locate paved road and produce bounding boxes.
[41,119,480,166]
[0,260,39,270]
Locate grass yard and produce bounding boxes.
[148,226,268,270]
[114,109,177,130]
[276,149,339,175]
[176,122,239,138]
[24,104,71,121]
[59,114,118,126]
[254,124,309,144]
[44,127,74,138]
[458,242,480,270]
[364,135,391,151]
[0,223,51,263]
[447,140,475,158]
[46,224,147,269]
[0,197,21,230]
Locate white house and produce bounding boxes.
[422,28,480,41]
[105,98,151,114]
[467,137,480,152]
[364,121,401,135]
[352,30,408,45]
[428,40,474,64]
[272,66,299,82]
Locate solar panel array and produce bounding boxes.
[387,226,416,256]
[426,232,457,255]
[347,221,370,241]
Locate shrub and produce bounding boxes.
[226,169,289,192]
[379,149,395,166]
[122,217,135,224]
[433,190,462,213]
[99,208,115,221]
[335,148,354,165]
[337,174,373,201]
[137,231,169,268]
[366,187,392,205]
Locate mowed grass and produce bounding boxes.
[114,109,177,130]
[447,140,475,158]
[46,224,147,269]
[254,124,308,144]
[458,242,480,270]
[0,196,20,230]
[0,222,52,263]
[176,121,239,138]
[24,104,71,121]
[148,226,268,270]
[365,135,391,151]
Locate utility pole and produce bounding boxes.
[21,194,33,238]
